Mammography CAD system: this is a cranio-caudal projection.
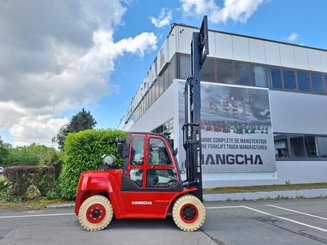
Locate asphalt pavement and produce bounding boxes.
[1,198,327,245]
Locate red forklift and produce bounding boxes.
[75,16,209,232]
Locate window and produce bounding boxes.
[268,66,282,89]
[148,138,172,165]
[252,64,267,87]
[305,136,327,158]
[169,55,177,82]
[316,136,327,158]
[164,67,170,91]
[235,62,250,85]
[152,85,155,103]
[200,58,216,82]
[154,85,157,102]
[283,69,296,90]
[174,53,327,94]
[274,134,289,159]
[146,169,177,188]
[136,107,140,119]
[152,119,174,136]
[305,136,317,158]
[311,72,324,93]
[290,136,305,158]
[143,93,147,112]
[130,169,143,186]
[131,136,144,165]
[149,86,153,106]
[154,80,158,101]
[158,76,163,96]
[141,99,144,115]
[146,92,150,110]
[217,59,233,84]
[274,133,327,160]
[297,70,310,92]
[179,54,190,79]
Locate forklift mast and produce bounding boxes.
[183,16,209,202]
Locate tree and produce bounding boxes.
[52,125,69,152]
[4,143,50,166]
[68,108,97,132]
[53,108,97,150]
[0,137,9,166]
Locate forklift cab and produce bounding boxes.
[119,133,182,192]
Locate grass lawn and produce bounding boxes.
[0,199,72,212]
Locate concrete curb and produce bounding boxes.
[45,203,75,209]
[204,188,327,201]
[45,189,327,208]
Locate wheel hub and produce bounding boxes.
[180,203,199,223]
[86,203,106,224]
[183,206,196,219]
[92,209,101,218]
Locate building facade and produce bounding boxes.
[118,24,327,188]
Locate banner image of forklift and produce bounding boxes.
[178,82,276,173]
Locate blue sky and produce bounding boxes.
[0,0,327,146]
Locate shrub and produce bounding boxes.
[4,166,35,197]
[0,178,11,199]
[45,184,62,199]
[32,167,57,196]
[3,166,57,198]
[59,129,126,199]
[39,148,64,177]
[4,143,50,167]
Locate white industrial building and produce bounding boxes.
[118,23,327,188]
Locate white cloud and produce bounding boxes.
[149,8,173,28]
[115,32,157,56]
[181,0,216,16]
[181,0,265,23]
[0,0,157,146]
[0,102,25,130]
[287,32,300,42]
[10,116,69,146]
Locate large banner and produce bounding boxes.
[179,82,276,173]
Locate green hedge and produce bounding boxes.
[0,178,11,199]
[3,166,57,198]
[59,129,126,199]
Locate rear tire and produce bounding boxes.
[172,194,206,232]
[78,195,113,231]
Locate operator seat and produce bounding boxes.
[146,170,158,187]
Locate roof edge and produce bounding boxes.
[169,22,327,53]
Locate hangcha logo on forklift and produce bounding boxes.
[131,201,153,205]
